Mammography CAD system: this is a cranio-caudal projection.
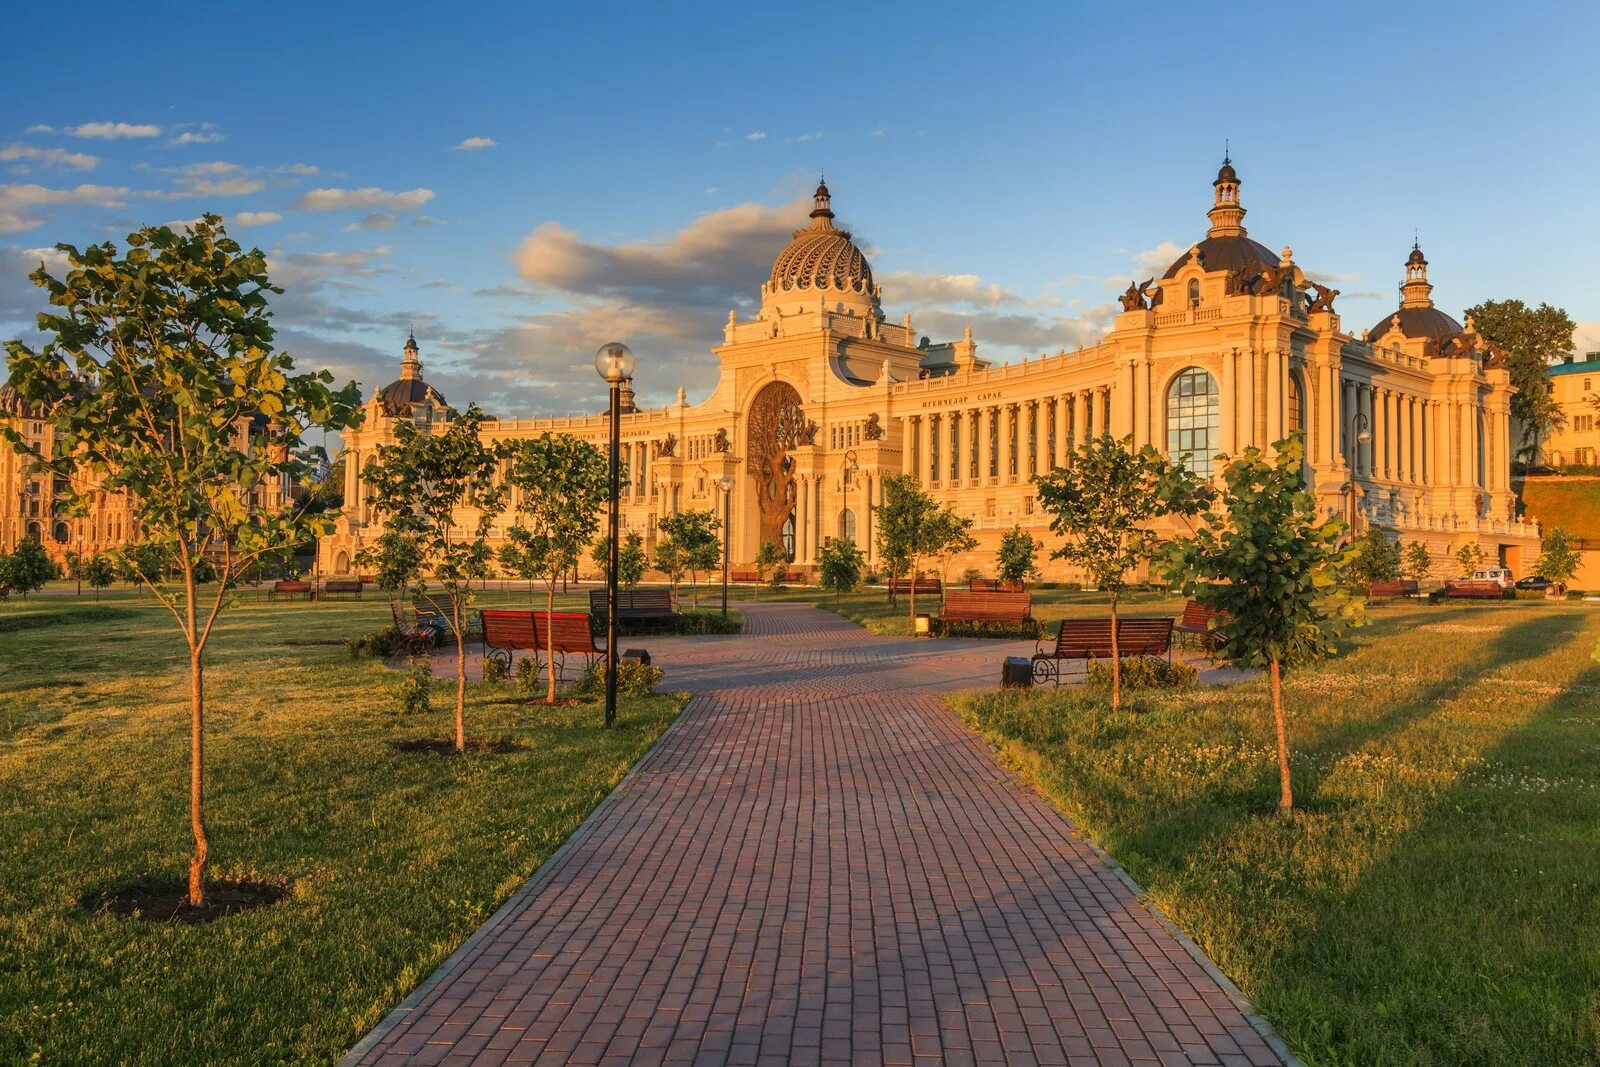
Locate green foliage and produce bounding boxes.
[958,566,983,586]
[588,529,645,587]
[875,473,973,617]
[818,536,866,596]
[1162,434,1362,811]
[61,550,83,581]
[1401,540,1433,584]
[1034,433,1208,709]
[667,610,743,635]
[656,509,721,609]
[1464,298,1576,455]
[1086,655,1197,691]
[996,525,1040,583]
[1347,528,1402,589]
[514,656,540,695]
[1536,527,1580,590]
[754,539,785,597]
[0,537,56,595]
[345,625,406,660]
[357,405,506,750]
[1455,540,1485,576]
[480,654,510,685]
[394,660,434,716]
[576,658,664,699]
[930,508,978,581]
[82,552,116,597]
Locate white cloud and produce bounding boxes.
[345,212,397,231]
[746,131,766,142]
[275,163,320,176]
[231,211,282,226]
[64,122,162,140]
[792,132,823,143]
[177,160,245,176]
[879,271,1027,308]
[292,186,435,212]
[178,177,264,197]
[171,130,224,145]
[452,136,497,151]
[0,145,98,171]
[1573,322,1600,356]
[1129,241,1183,278]
[25,125,54,135]
[0,183,132,233]
[410,215,445,228]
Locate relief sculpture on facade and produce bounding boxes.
[747,381,807,553]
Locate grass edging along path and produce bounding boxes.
[0,591,686,1066]
[954,600,1600,1066]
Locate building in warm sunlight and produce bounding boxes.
[319,162,1539,581]
[1535,354,1600,468]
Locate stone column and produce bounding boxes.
[1053,397,1067,468]
[1238,350,1257,451]
[902,416,915,484]
[1220,350,1237,455]
[1325,364,1341,469]
[1027,401,1040,477]
[1419,402,1430,486]
[1341,380,1356,470]
[1265,350,1284,448]
[923,415,938,484]
[1074,391,1089,454]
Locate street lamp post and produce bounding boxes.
[595,341,636,730]
[717,474,734,617]
[1344,410,1373,537]
[842,449,859,545]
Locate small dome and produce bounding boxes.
[1215,158,1238,183]
[1368,306,1463,348]
[1407,245,1427,266]
[1161,234,1279,279]
[768,179,875,296]
[377,377,448,418]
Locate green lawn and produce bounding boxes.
[756,583,1186,636]
[956,600,1600,1065]
[0,588,685,1065]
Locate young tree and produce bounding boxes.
[1347,528,1402,590]
[657,510,721,610]
[996,526,1041,585]
[1401,540,1434,585]
[2,215,360,906]
[116,541,168,600]
[1164,436,1361,813]
[1034,434,1208,710]
[500,433,609,703]
[653,536,688,606]
[1464,299,1576,460]
[498,540,540,602]
[931,510,978,584]
[817,536,865,597]
[1455,540,1485,577]
[0,536,55,596]
[83,551,116,602]
[358,405,506,752]
[1536,527,1580,592]
[617,530,646,588]
[753,538,785,600]
[875,473,968,625]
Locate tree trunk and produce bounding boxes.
[908,558,918,628]
[1271,657,1293,812]
[1108,589,1121,712]
[546,583,558,705]
[453,596,466,753]
[691,572,699,610]
[187,642,208,907]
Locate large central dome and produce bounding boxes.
[768,181,874,295]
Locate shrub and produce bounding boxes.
[575,658,663,698]
[1514,589,1551,601]
[514,657,540,694]
[1567,589,1586,601]
[1087,655,1198,691]
[671,610,743,635]
[958,566,983,586]
[346,625,406,660]
[395,661,434,715]
[481,654,509,684]
[818,537,865,597]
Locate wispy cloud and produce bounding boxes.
[0,145,98,171]
[59,121,163,140]
[170,123,224,145]
[345,212,397,231]
[292,186,436,212]
[0,183,132,233]
[746,131,766,142]
[452,136,497,151]
[231,211,282,226]
[275,163,320,176]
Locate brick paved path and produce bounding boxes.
[349,604,1284,1066]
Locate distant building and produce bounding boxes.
[319,161,1539,581]
[1535,354,1600,467]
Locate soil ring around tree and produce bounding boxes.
[387,737,528,755]
[487,697,586,708]
[81,877,288,924]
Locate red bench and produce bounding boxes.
[887,576,942,599]
[1443,579,1506,600]
[389,599,439,657]
[730,568,801,584]
[482,609,605,678]
[1367,579,1420,598]
[1032,617,1173,685]
[968,578,1026,593]
[320,578,364,599]
[267,579,313,601]
[1174,600,1225,649]
[938,590,1032,631]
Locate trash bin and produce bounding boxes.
[1002,656,1034,688]
[621,648,652,666]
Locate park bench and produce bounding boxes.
[479,609,542,672]
[389,599,439,657]
[1031,616,1173,685]
[968,578,1026,593]
[412,592,483,641]
[938,590,1032,632]
[588,587,680,628]
[528,610,605,678]
[267,579,314,601]
[320,578,364,599]
[1174,600,1226,650]
[730,568,801,584]
[1442,579,1506,600]
[1367,579,1419,599]
[886,576,942,599]
[0,585,9,600]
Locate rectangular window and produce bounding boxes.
[1010,408,1020,477]
[950,416,961,482]
[1046,401,1056,466]
[930,417,941,482]
[970,416,981,479]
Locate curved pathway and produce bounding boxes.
[348,604,1285,1066]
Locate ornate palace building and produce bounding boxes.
[318,162,1540,581]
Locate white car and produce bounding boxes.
[1471,567,1515,589]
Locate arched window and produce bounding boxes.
[1288,372,1305,433]
[839,508,856,544]
[52,521,69,544]
[781,514,796,562]
[1166,367,1221,477]
[1188,279,1201,308]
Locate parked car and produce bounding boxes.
[1472,567,1515,589]
[1515,575,1554,591]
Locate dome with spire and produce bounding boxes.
[767,181,875,297]
[1162,156,1279,279]
[377,332,449,418]
[1367,243,1462,351]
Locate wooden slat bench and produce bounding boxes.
[588,587,679,628]
[1174,600,1225,649]
[267,579,314,601]
[1367,579,1419,598]
[938,590,1032,632]
[320,578,364,599]
[413,593,483,641]
[886,577,942,599]
[968,578,1026,593]
[389,599,439,657]
[730,568,801,584]
[1031,617,1174,685]
[479,609,540,672]
[1443,579,1506,600]
[535,611,604,677]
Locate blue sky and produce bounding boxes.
[3,0,1597,418]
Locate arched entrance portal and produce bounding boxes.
[747,381,813,563]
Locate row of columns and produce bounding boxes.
[1341,380,1497,491]
[905,387,1112,488]
[791,471,878,565]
